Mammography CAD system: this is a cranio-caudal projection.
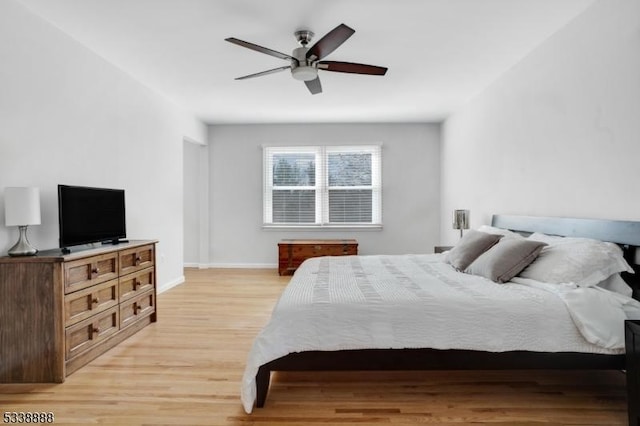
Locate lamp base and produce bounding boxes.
[8,225,38,257]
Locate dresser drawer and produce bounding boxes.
[119,244,155,276]
[119,267,155,302]
[64,279,119,326]
[64,252,119,294]
[120,289,155,329]
[65,306,119,360]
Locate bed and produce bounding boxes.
[242,215,640,413]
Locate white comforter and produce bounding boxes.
[241,254,640,413]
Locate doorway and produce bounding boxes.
[183,139,209,267]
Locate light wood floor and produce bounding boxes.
[0,268,629,425]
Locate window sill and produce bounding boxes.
[263,224,383,231]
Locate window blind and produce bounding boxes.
[264,145,381,226]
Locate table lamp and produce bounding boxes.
[4,187,41,256]
[453,209,470,239]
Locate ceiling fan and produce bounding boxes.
[225,23,388,95]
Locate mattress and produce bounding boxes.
[241,253,632,412]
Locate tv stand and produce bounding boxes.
[0,240,158,383]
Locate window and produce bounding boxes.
[264,145,381,227]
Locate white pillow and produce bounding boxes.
[596,273,633,297]
[525,232,563,244]
[477,225,525,240]
[519,233,634,286]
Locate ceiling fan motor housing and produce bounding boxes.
[290,46,318,81]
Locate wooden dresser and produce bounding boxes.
[278,239,358,276]
[0,240,157,383]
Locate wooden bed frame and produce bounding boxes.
[255,214,640,408]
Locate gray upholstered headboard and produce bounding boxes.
[491,215,640,245]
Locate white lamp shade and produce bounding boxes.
[4,187,41,226]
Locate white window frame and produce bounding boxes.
[263,144,382,229]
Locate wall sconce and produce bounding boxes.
[452,209,470,239]
[4,187,41,256]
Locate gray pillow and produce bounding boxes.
[445,230,503,271]
[465,239,547,283]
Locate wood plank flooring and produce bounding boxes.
[0,268,629,425]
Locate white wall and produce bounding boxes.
[0,0,207,291]
[440,0,640,245]
[208,123,440,267]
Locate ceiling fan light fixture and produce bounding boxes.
[291,66,318,81]
[226,23,387,94]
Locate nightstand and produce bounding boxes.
[434,246,453,254]
[626,320,640,426]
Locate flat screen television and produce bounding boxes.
[58,184,126,248]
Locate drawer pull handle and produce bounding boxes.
[92,267,100,274]
[92,327,100,334]
[135,256,142,265]
[92,297,99,304]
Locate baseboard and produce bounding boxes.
[183,262,222,269]
[188,263,277,269]
[157,275,185,294]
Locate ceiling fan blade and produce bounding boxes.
[225,37,295,62]
[235,66,291,80]
[306,24,355,61]
[318,61,388,75]
[304,77,322,95]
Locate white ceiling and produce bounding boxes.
[16,0,594,124]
